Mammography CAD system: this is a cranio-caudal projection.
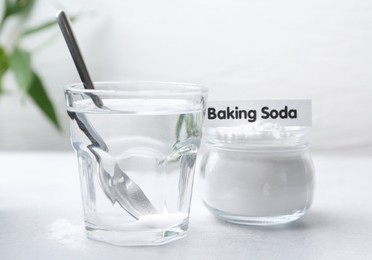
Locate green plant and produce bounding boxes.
[0,0,61,130]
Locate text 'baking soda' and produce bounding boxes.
[207,106,297,123]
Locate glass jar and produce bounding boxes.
[200,123,315,225]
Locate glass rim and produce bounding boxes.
[64,81,208,96]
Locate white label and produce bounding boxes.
[206,100,312,127]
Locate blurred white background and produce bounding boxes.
[0,0,371,153]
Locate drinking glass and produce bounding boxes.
[65,81,208,245]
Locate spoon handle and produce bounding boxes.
[56,10,103,107]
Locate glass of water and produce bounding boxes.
[64,81,208,246]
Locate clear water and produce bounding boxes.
[69,100,203,245]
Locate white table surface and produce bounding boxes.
[0,152,371,260]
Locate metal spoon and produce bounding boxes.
[56,10,157,219]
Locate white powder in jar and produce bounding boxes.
[200,122,315,221]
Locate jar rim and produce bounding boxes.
[204,125,310,147]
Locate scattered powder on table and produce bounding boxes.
[48,219,85,245]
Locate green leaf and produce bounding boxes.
[28,71,61,130]
[0,47,9,95]
[3,0,35,20]
[22,19,56,36]
[0,47,8,73]
[22,16,77,37]
[9,47,32,97]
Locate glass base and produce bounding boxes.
[85,219,188,246]
[203,202,306,226]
